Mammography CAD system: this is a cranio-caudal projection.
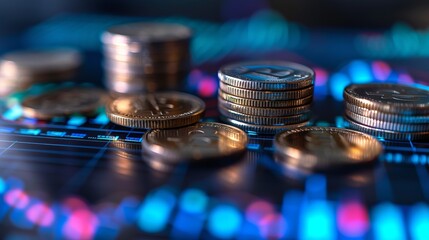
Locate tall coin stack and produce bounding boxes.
[344,83,429,141]
[101,22,192,95]
[0,49,81,97]
[218,61,314,134]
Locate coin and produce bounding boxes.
[218,97,311,116]
[142,122,248,163]
[104,59,189,75]
[221,116,309,134]
[219,106,310,125]
[218,90,313,108]
[345,110,429,132]
[344,116,429,141]
[0,48,81,78]
[219,61,314,90]
[274,127,383,172]
[106,92,205,129]
[21,87,107,119]
[345,102,429,124]
[220,82,314,100]
[344,83,429,115]
[102,22,192,45]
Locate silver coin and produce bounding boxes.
[142,122,248,163]
[345,110,429,132]
[221,116,309,134]
[219,105,310,125]
[344,115,429,141]
[344,83,429,115]
[218,97,311,117]
[103,59,189,75]
[218,90,313,108]
[219,82,314,100]
[274,127,383,171]
[219,61,314,90]
[0,48,81,78]
[102,22,192,45]
[345,102,429,124]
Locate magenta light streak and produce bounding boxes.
[314,68,328,87]
[245,200,275,225]
[26,203,55,227]
[4,189,29,209]
[259,213,287,239]
[63,209,99,240]
[337,201,369,238]
[372,61,391,81]
[198,76,218,97]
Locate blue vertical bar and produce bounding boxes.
[372,203,406,240]
[409,203,429,240]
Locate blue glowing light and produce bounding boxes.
[409,203,429,240]
[92,112,109,125]
[208,205,242,239]
[67,116,86,126]
[137,189,176,233]
[282,191,302,239]
[299,200,336,240]
[179,189,208,214]
[372,203,406,240]
[3,105,22,121]
[0,178,6,194]
[348,60,372,84]
[306,175,326,199]
[329,73,351,101]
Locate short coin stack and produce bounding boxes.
[218,61,314,134]
[344,83,429,141]
[101,22,192,94]
[0,49,81,97]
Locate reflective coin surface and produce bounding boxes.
[274,127,383,171]
[102,22,192,45]
[106,92,205,129]
[219,61,314,90]
[344,84,429,115]
[22,87,107,119]
[142,122,248,163]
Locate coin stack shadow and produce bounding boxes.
[218,61,315,134]
[101,22,192,95]
[0,49,81,97]
[344,83,429,141]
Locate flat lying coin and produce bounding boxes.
[142,122,248,163]
[21,87,107,119]
[274,127,383,171]
[344,83,429,115]
[218,61,314,90]
[106,92,205,129]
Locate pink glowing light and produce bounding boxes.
[260,213,287,239]
[398,73,414,84]
[245,200,275,225]
[314,68,328,87]
[198,76,218,97]
[337,201,369,238]
[4,189,29,209]
[26,203,55,227]
[63,197,87,212]
[372,61,391,81]
[63,209,99,240]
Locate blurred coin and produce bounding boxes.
[345,102,429,124]
[221,116,309,134]
[142,122,247,163]
[106,92,205,129]
[274,127,382,172]
[219,61,314,90]
[344,116,429,141]
[344,83,429,115]
[102,22,191,46]
[21,87,107,119]
[218,97,311,116]
[219,106,310,125]
[104,59,189,75]
[345,110,429,132]
[0,48,81,78]
[219,90,313,108]
[220,82,313,100]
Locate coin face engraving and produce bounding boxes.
[142,122,248,162]
[304,131,354,156]
[365,89,428,102]
[233,64,310,81]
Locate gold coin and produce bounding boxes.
[21,87,107,119]
[106,92,205,129]
[142,122,248,163]
[274,127,383,172]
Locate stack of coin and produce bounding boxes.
[344,83,429,141]
[218,61,314,134]
[273,127,383,173]
[0,49,81,97]
[101,22,192,94]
